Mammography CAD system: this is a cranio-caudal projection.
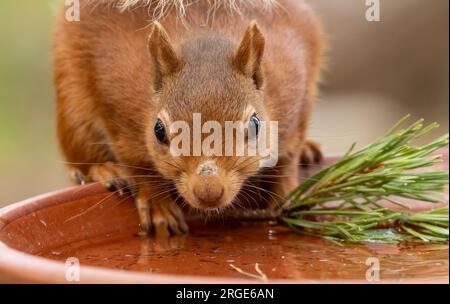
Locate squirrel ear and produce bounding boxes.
[148,22,181,90]
[233,20,265,89]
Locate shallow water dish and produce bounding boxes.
[0,155,448,283]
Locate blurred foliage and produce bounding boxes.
[0,1,68,205]
[0,0,53,164]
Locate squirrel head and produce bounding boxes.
[145,21,270,211]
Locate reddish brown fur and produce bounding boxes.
[53,0,324,236]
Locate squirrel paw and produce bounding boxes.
[300,140,323,168]
[89,162,130,194]
[70,162,130,195]
[136,193,189,237]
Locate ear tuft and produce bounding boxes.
[148,21,181,90]
[233,20,266,89]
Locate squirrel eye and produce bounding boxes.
[154,118,168,144]
[248,114,260,139]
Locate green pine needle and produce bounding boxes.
[282,115,449,243]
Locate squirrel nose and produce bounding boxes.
[193,176,224,207]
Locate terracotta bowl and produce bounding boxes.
[0,153,448,284]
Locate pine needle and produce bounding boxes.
[229,263,268,281]
[282,116,449,243]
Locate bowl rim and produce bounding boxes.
[0,182,448,283]
[0,186,263,284]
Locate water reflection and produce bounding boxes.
[38,221,449,281]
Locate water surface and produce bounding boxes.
[39,221,449,282]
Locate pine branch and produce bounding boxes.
[282,116,449,243]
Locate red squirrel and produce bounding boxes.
[53,0,324,236]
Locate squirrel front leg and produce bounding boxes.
[134,176,189,237]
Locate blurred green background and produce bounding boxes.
[0,0,448,206]
[0,0,69,206]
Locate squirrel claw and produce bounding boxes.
[151,200,189,237]
[300,140,323,168]
[136,191,188,237]
[69,169,87,185]
[88,162,130,194]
